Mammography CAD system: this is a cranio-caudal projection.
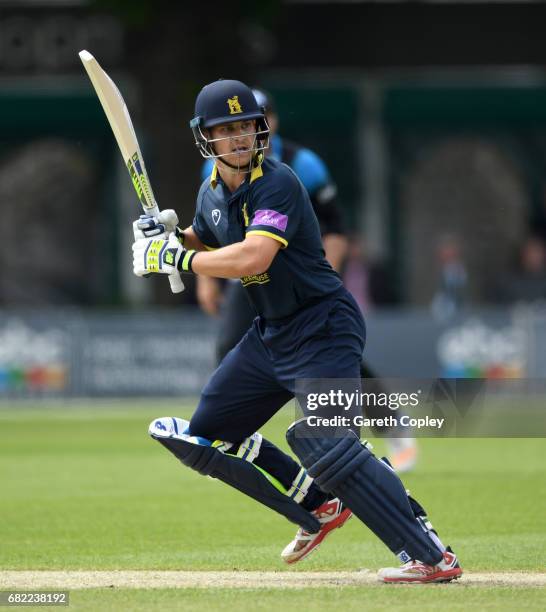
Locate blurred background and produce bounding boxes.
[2,0,546,398]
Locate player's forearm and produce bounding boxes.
[191,241,264,278]
[323,234,349,273]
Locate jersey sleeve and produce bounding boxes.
[191,183,221,250]
[246,169,301,248]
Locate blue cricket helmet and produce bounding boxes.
[190,79,270,166]
[192,79,265,128]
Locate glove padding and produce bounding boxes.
[132,209,182,241]
[133,234,196,276]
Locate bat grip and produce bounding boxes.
[146,206,185,294]
[169,272,185,294]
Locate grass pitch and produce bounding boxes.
[1,400,545,610]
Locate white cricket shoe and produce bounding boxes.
[281,498,352,564]
[378,547,462,583]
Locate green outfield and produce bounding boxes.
[1,401,545,610]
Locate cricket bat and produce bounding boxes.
[78,49,184,293]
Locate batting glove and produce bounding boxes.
[132,234,196,276]
[132,209,185,243]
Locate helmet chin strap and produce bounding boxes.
[216,155,252,174]
[211,139,261,175]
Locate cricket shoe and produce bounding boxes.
[377,547,462,584]
[387,437,418,473]
[281,498,352,564]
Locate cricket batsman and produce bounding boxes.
[197,88,418,473]
[132,79,462,583]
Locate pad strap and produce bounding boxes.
[286,467,314,504]
[234,433,262,463]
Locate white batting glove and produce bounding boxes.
[132,209,181,241]
[132,234,196,277]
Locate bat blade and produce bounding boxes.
[79,50,158,214]
[79,49,184,293]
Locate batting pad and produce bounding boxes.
[149,417,321,533]
[286,419,444,565]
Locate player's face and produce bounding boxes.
[210,120,256,167]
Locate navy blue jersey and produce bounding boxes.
[201,135,345,236]
[192,157,342,320]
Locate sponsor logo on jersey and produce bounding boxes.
[241,272,270,287]
[252,209,288,232]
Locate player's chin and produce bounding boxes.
[229,150,252,166]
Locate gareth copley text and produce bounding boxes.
[306,414,446,430]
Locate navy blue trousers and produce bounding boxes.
[189,286,365,507]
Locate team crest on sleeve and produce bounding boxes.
[212,209,221,225]
[227,96,243,114]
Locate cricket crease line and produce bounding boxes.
[1,571,545,589]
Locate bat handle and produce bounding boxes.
[168,272,185,294]
[146,206,185,294]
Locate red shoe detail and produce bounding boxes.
[282,499,352,564]
[379,550,463,584]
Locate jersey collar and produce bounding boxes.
[249,153,264,184]
[249,163,263,184]
[209,164,219,189]
[210,153,264,191]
